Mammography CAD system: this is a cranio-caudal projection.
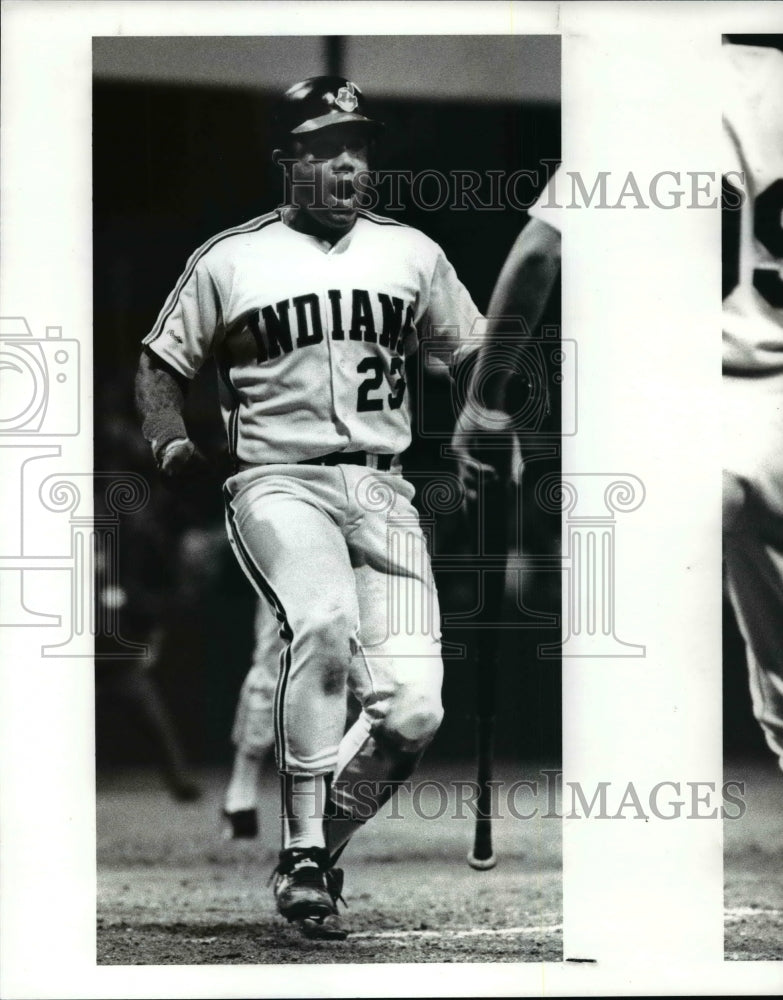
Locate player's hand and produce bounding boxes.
[155,437,208,480]
[451,405,512,505]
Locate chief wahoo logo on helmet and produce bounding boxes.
[335,82,359,114]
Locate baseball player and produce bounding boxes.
[722,37,783,772]
[135,76,482,940]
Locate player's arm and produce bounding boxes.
[472,217,561,409]
[451,217,561,498]
[136,253,222,476]
[135,348,204,477]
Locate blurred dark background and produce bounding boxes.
[93,35,563,774]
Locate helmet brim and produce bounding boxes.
[290,111,385,135]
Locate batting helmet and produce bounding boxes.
[273,76,384,143]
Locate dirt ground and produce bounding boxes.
[724,758,783,961]
[97,760,562,965]
[97,757,783,965]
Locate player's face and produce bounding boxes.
[289,126,370,232]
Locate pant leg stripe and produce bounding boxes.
[223,486,294,770]
[276,643,292,770]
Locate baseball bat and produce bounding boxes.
[467,471,511,871]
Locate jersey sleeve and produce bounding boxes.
[528,166,564,234]
[410,245,484,379]
[421,249,483,342]
[141,254,224,379]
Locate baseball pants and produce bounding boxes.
[223,463,444,783]
[723,371,783,771]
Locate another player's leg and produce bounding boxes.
[724,495,783,771]
[723,378,783,772]
[224,472,360,938]
[223,599,280,839]
[326,639,443,862]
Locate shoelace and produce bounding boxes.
[325,868,348,908]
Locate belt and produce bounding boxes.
[238,451,395,473]
[299,450,394,471]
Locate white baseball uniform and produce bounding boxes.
[527,164,564,232]
[143,208,480,800]
[722,42,783,770]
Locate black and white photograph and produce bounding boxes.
[3,2,783,997]
[92,32,562,964]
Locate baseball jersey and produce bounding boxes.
[527,165,564,234]
[143,209,481,464]
[722,43,783,374]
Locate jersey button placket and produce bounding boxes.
[323,265,352,446]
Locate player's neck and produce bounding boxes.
[281,205,356,246]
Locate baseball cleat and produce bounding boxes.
[273,847,349,938]
[294,865,348,940]
[273,847,337,922]
[296,912,348,941]
[222,807,259,839]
